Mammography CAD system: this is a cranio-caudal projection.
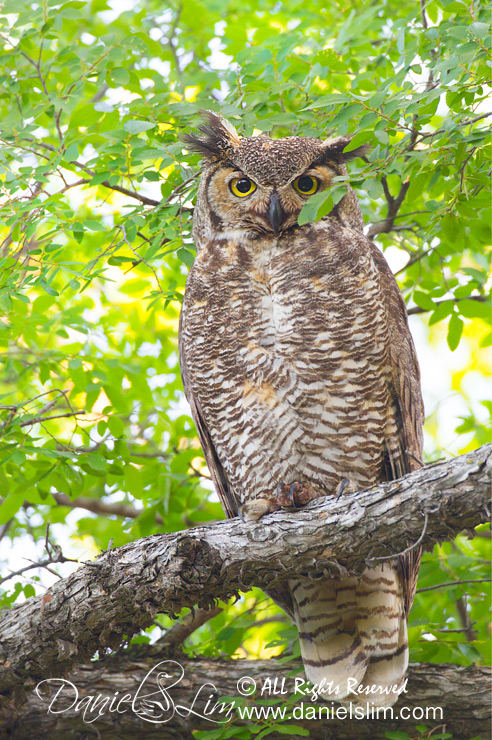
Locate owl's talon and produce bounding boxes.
[275,481,292,509]
[289,481,303,509]
[335,478,351,501]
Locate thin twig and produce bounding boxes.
[367,179,411,238]
[368,512,428,562]
[416,112,492,142]
[51,492,164,525]
[407,294,487,316]
[0,521,13,543]
[455,594,478,641]
[16,410,86,428]
[416,578,491,593]
[419,0,436,88]
[433,624,478,633]
[0,524,77,586]
[118,225,164,294]
[22,139,161,206]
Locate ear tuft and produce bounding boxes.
[181,111,241,160]
[318,136,370,164]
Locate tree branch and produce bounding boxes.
[416,112,492,141]
[50,492,164,524]
[0,444,490,706]
[2,647,490,739]
[21,139,161,206]
[155,604,223,649]
[367,178,410,238]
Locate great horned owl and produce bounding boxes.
[179,113,424,707]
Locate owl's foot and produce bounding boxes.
[239,498,281,523]
[275,480,318,510]
[240,479,351,521]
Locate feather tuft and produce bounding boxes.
[316,136,370,165]
[181,110,241,160]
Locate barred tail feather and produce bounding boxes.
[291,564,408,708]
[347,620,408,708]
[292,577,368,698]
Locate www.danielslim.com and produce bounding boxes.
[235,703,444,722]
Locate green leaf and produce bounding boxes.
[64,143,79,162]
[270,725,309,736]
[441,213,462,242]
[374,129,389,145]
[469,22,489,39]
[447,312,464,351]
[0,494,23,524]
[330,105,357,126]
[429,300,454,325]
[84,220,106,232]
[362,178,384,199]
[142,170,160,181]
[125,464,143,498]
[122,120,156,134]
[458,643,482,662]
[480,331,492,347]
[298,190,335,226]
[87,454,107,471]
[457,299,490,321]
[303,93,352,110]
[111,67,130,85]
[343,131,372,152]
[312,48,345,70]
[177,248,195,267]
[107,415,124,437]
[59,7,83,19]
[446,26,469,39]
[413,291,434,311]
[369,91,387,108]
[456,42,479,63]
[89,172,112,186]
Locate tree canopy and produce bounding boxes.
[0,0,490,738]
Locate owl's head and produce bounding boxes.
[183,112,368,241]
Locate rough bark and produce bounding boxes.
[3,645,491,740]
[0,444,490,712]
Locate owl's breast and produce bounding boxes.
[183,228,389,385]
[181,227,394,500]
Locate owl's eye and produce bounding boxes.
[293,176,319,195]
[230,177,257,197]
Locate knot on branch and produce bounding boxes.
[176,536,216,587]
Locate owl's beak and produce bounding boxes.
[268,192,282,235]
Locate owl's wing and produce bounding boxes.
[369,240,425,616]
[369,241,424,479]
[178,321,238,520]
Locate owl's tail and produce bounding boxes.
[291,563,409,709]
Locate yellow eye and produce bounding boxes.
[293,175,319,195]
[230,177,257,197]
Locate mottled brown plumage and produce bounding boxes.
[179,113,424,707]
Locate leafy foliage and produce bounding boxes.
[0,0,490,718]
